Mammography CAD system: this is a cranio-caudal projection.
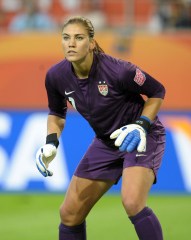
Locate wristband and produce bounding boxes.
[134,116,151,132]
[46,133,59,148]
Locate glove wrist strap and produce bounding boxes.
[46,133,59,148]
[134,116,151,132]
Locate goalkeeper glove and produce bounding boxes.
[36,133,59,177]
[110,116,151,152]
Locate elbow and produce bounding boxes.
[161,85,166,99]
[154,85,166,99]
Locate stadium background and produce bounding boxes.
[0,0,191,239]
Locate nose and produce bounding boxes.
[68,37,76,47]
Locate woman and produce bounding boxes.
[36,16,166,240]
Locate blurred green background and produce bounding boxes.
[1,194,191,240]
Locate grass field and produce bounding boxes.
[0,194,191,240]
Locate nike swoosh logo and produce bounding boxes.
[65,90,75,95]
[136,154,147,157]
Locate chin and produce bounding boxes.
[65,56,79,62]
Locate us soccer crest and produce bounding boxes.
[98,81,108,96]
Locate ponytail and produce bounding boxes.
[94,40,105,54]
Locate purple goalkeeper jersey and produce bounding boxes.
[45,53,165,139]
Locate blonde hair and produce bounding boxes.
[62,16,104,54]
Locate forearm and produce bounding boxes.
[141,98,163,121]
[47,115,65,138]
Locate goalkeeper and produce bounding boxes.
[36,16,166,240]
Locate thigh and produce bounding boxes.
[60,175,114,225]
[74,137,124,183]
[121,127,166,184]
[121,166,155,216]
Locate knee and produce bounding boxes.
[121,196,144,217]
[59,203,68,224]
[59,203,77,226]
[59,203,85,226]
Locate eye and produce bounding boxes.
[76,36,83,40]
[62,36,69,41]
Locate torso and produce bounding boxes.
[45,53,165,138]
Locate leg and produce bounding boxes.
[59,175,114,240]
[121,166,163,240]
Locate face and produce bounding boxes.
[62,23,94,63]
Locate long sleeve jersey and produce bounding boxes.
[45,53,165,139]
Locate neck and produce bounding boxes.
[72,52,93,79]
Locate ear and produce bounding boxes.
[89,39,96,51]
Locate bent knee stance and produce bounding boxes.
[59,204,87,240]
[122,197,144,216]
[60,203,86,226]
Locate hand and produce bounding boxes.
[35,144,57,177]
[110,124,146,152]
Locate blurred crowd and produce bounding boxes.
[149,0,191,33]
[0,0,107,32]
[0,0,191,33]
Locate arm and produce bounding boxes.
[47,115,65,138]
[141,98,163,121]
[36,69,67,177]
[111,63,165,152]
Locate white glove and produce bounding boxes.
[36,144,57,177]
[110,124,146,152]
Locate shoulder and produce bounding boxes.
[97,53,135,72]
[45,59,70,89]
[97,53,121,64]
[46,59,70,78]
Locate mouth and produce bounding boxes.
[68,50,77,54]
